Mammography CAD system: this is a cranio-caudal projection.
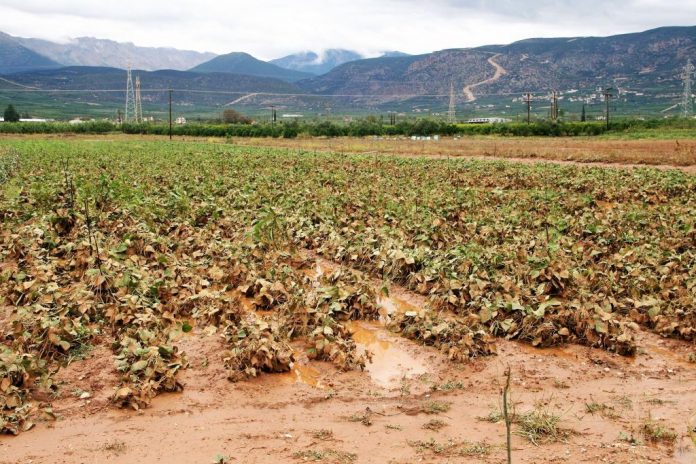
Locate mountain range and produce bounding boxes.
[0,32,383,76]
[13,36,216,72]
[300,26,696,101]
[0,26,694,115]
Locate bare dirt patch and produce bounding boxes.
[234,136,696,171]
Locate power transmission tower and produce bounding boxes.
[125,65,136,122]
[135,76,143,123]
[683,59,694,118]
[550,90,559,122]
[603,88,615,130]
[447,81,456,123]
[523,93,532,124]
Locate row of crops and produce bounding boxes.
[1,140,694,434]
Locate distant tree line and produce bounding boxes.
[0,117,694,138]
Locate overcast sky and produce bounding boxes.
[1,0,695,60]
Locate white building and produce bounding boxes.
[466,117,512,124]
[0,118,50,122]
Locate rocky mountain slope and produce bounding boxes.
[14,36,216,71]
[300,26,696,100]
[0,32,61,74]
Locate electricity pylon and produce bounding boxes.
[125,66,136,123]
[135,75,143,123]
[683,59,694,118]
[447,81,456,123]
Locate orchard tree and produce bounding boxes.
[3,104,20,123]
[222,109,252,124]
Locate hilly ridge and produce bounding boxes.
[300,26,696,100]
[189,52,311,82]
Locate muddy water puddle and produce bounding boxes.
[278,361,325,389]
[347,320,428,389]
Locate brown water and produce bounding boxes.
[347,320,428,389]
[278,361,324,389]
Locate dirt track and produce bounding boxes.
[463,53,507,102]
[232,136,696,173]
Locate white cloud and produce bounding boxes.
[1,0,694,59]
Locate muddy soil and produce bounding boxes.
[1,260,695,464]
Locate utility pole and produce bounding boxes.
[125,65,136,122]
[603,88,615,130]
[683,59,694,118]
[448,81,456,124]
[523,93,532,124]
[168,89,173,141]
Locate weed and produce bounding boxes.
[421,400,451,415]
[310,429,334,441]
[347,413,372,426]
[644,398,669,406]
[102,440,127,455]
[422,419,447,431]
[619,431,642,446]
[515,406,567,445]
[461,441,493,457]
[642,419,677,444]
[615,395,633,410]
[553,379,570,389]
[479,407,505,423]
[408,438,491,457]
[292,449,356,462]
[431,380,465,392]
[585,401,619,419]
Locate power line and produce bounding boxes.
[0,88,616,99]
